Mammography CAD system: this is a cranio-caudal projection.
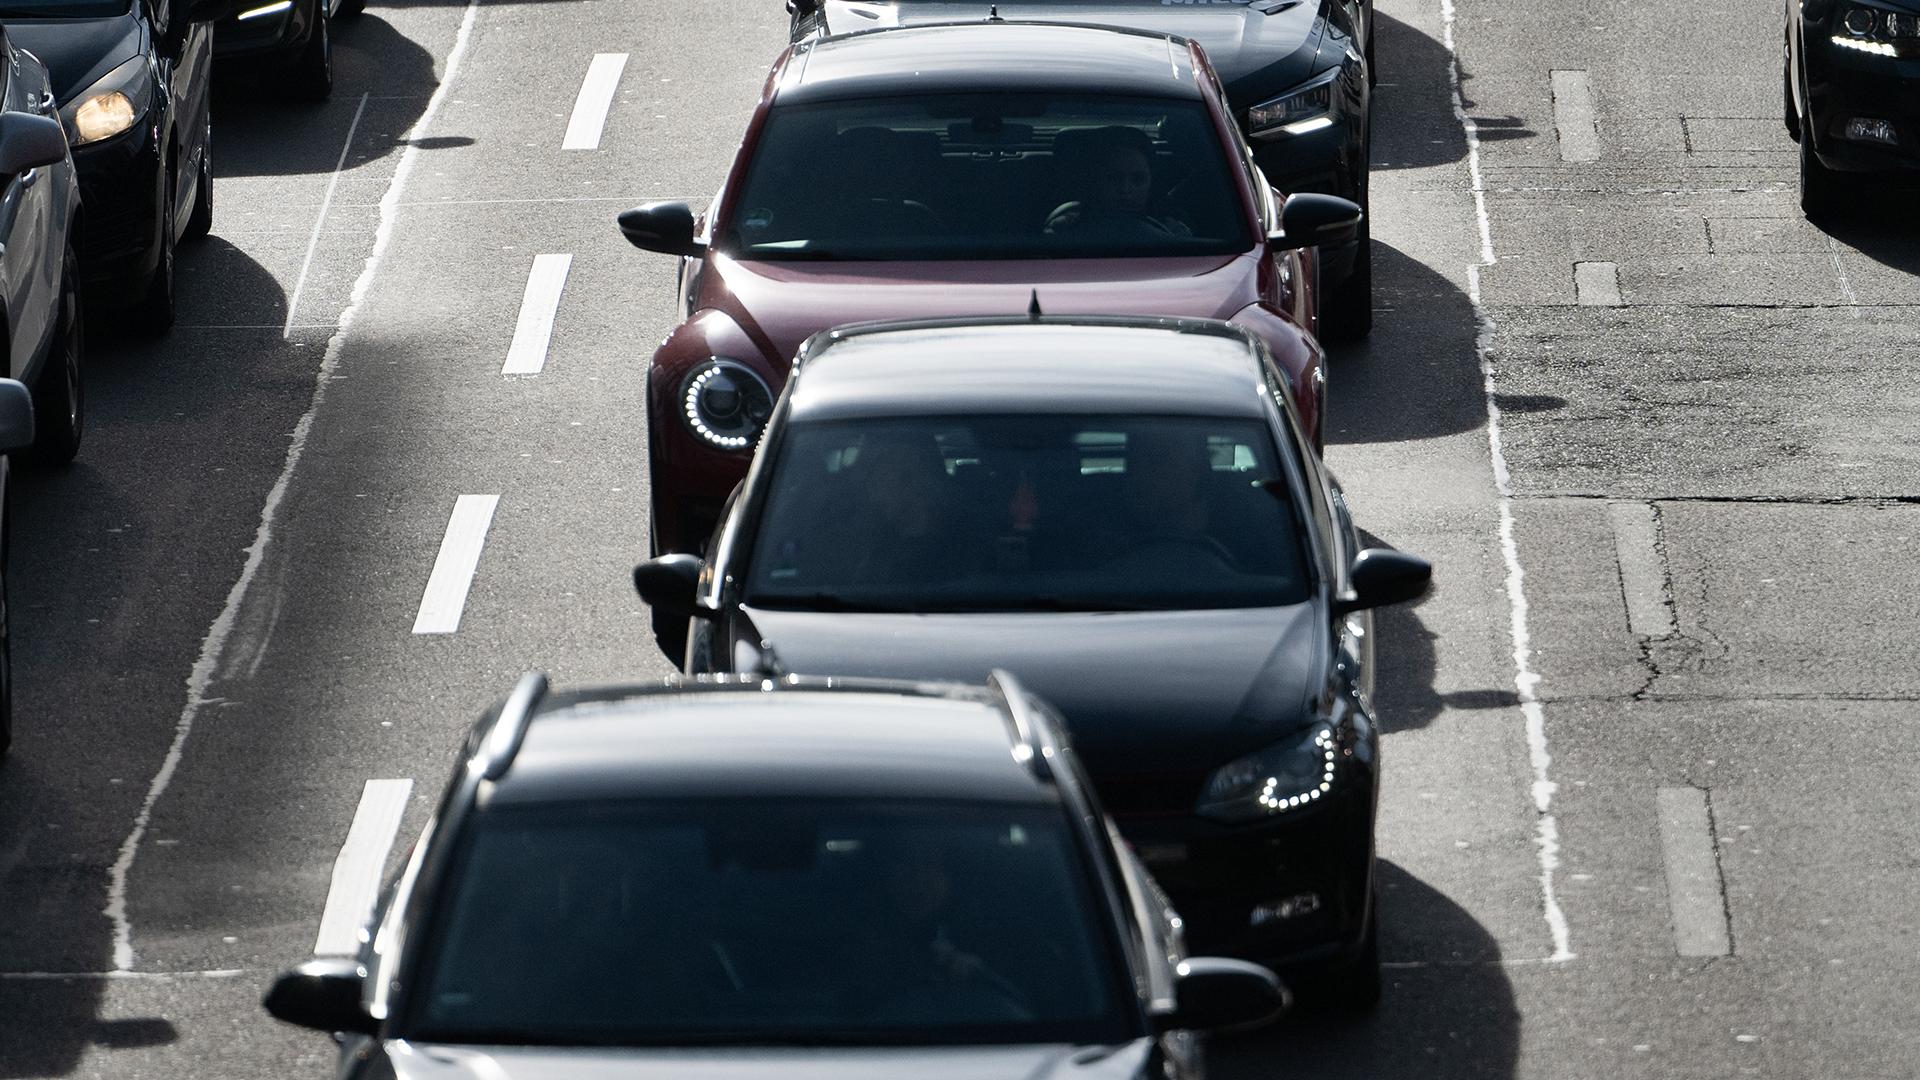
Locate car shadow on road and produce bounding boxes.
[1324,242,1487,445]
[1370,8,1532,174]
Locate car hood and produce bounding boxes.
[737,604,1327,774]
[819,0,1325,102]
[708,252,1262,369]
[387,1041,1157,1080]
[7,13,143,106]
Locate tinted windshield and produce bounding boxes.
[411,800,1133,1047]
[724,93,1252,261]
[0,0,131,16]
[746,415,1310,612]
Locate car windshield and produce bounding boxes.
[745,414,1311,612]
[0,0,131,16]
[722,92,1253,261]
[410,800,1134,1047]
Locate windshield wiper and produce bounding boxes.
[749,592,916,613]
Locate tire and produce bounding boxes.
[183,130,212,242]
[288,5,333,102]
[27,246,83,467]
[337,0,365,16]
[1313,900,1382,1012]
[136,177,177,335]
[1800,128,1845,221]
[1319,218,1373,343]
[0,493,11,763]
[651,607,689,670]
[1783,59,1800,142]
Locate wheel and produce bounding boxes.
[1311,899,1382,1012]
[1783,44,1800,142]
[1365,13,1377,88]
[1319,217,1372,343]
[288,4,333,102]
[337,0,365,15]
[183,128,212,242]
[1799,128,1845,221]
[651,607,689,670]
[0,490,12,762]
[136,176,177,335]
[27,245,83,466]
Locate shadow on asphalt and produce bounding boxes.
[1324,242,1487,445]
[1369,9,1532,174]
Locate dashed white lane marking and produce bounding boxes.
[562,53,629,150]
[284,92,371,339]
[1608,501,1675,639]
[503,254,573,375]
[1442,0,1575,963]
[413,495,501,634]
[1549,69,1602,163]
[103,0,486,972]
[314,780,412,956]
[1825,234,1861,318]
[1574,261,1623,307]
[1656,787,1734,957]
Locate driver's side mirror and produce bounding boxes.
[1268,192,1363,252]
[618,202,705,258]
[1333,547,1432,614]
[262,958,377,1035]
[634,553,714,620]
[0,113,68,177]
[1154,957,1289,1033]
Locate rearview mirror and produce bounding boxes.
[262,958,377,1035]
[1334,547,1432,614]
[618,202,704,257]
[634,553,712,620]
[1268,192,1363,252]
[1155,957,1288,1033]
[0,379,35,454]
[0,113,68,176]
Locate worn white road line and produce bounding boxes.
[1826,234,1861,318]
[502,254,573,375]
[562,53,629,150]
[1443,0,1575,963]
[103,0,485,972]
[0,969,251,981]
[1574,261,1623,307]
[1609,501,1675,638]
[283,92,371,339]
[314,780,412,956]
[1549,69,1602,163]
[413,495,501,634]
[1656,786,1734,957]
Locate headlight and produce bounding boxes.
[1831,4,1920,54]
[60,56,150,147]
[1247,70,1340,138]
[678,359,773,451]
[1196,724,1338,824]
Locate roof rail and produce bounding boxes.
[987,668,1053,781]
[478,671,549,781]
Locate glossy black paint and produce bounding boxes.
[1785,0,1920,210]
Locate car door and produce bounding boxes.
[0,43,57,381]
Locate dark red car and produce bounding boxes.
[620,21,1360,558]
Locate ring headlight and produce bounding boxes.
[679,359,773,450]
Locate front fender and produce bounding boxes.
[1229,302,1324,444]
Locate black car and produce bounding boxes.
[7,0,222,333]
[214,0,361,102]
[635,315,1430,1005]
[786,0,1375,339]
[1786,0,1920,217]
[264,672,1287,1077]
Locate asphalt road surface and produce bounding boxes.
[1,0,1914,1076]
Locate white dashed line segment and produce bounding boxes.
[502,254,573,375]
[1656,786,1734,957]
[1575,261,1624,307]
[413,495,501,635]
[314,779,413,957]
[1609,501,1675,639]
[1549,69,1602,163]
[562,53,629,151]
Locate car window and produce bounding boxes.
[722,92,1253,261]
[745,414,1310,612]
[409,799,1135,1047]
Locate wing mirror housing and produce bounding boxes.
[1268,192,1363,252]
[1334,548,1432,614]
[262,958,377,1035]
[1154,957,1289,1033]
[0,379,35,454]
[634,553,715,620]
[0,113,69,176]
[618,201,705,257]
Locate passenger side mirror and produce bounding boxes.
[262,958,377,1036]
[1268,192,1363,252]
[0,113,69,176]
[1334,547,1432,614]
[634,553,713,620]
[618,202,705,257]
[1156,957,1289,1033]
[0,379,35,454]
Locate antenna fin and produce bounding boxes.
[1027,289,1042,320]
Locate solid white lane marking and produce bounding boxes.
[413,495,500,634]
[562,53,628,150]
[1442,0,1574,963]
[104,0,486,972]
[1608,501,1674,639]
[284,92,371,339]
[1550,69,1602,163]
[314,780,412,956]
[1656,787,1733,957]
[1574,261,1623,307]
[502,254,573,375]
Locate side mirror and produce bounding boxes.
[787,0,823,13]
[0,379,35,453]
[634,553,713,620]
[262,958,377,1035]
[1155,957,1288,1033]
[0,113,68,176]
[617,202,704,257]
[1334,547,1432,614]
[1268,192,1363,252]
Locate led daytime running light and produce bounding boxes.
[1254,726,1337,811]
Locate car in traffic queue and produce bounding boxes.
[264,671,1288,1077]
[785,0,1377,339]
[6,0,222,334]
[214,0,363,102]
[1785,0,1920,217]
[618,20,1362,559]
[634,315,1432,1006]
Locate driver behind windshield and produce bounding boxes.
[1045,126,1193,239]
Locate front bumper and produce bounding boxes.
[1803,30,1920,173]
[71,122,164,293]
[215,0,318,60]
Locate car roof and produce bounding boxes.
[777,22,1203,105]
[787,317,1274,423]
[483,677,1061,808]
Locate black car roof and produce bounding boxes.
[787,316,1274,423]
[483,675,1061,807]
[778,22,1204,105]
